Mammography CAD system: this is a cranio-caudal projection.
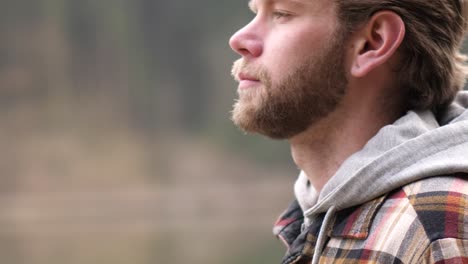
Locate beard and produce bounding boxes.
[230,31,348,139]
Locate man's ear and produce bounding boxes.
[350,11,405,78]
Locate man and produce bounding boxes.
[229,0,468,263]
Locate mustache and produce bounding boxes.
[231,59,269,83]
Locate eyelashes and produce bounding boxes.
[273,11,290,18]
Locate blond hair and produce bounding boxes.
[335,0,468,112]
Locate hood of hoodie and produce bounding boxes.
[295,91,468,219]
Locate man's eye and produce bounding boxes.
[272,11,291,19]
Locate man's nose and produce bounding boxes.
[229,22,263,58]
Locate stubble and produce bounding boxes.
[231,31,348,139]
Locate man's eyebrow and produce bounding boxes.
[248,0,305,13]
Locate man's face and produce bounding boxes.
[229,0,348,139]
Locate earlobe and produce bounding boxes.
[351,11,405,78]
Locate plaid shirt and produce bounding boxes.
[273,174,468,264]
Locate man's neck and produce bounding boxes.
[289,86,404,193]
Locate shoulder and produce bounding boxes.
[402,174,468,241]
[323,175,468,263]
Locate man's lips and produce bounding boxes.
[238,73,259,82]
[237,73,261,90]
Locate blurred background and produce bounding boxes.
[1,1,467,264]
[0,0,298,263]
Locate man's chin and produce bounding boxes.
[231,99,313,140]
[231,113,296,140]
[232,107,261,135]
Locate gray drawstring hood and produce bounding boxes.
[294,91,468,262]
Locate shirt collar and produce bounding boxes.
[273,194,388,249]
[329,194,387,239]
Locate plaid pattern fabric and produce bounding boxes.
[273,174,468,264]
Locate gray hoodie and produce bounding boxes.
[293,91,468,264]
